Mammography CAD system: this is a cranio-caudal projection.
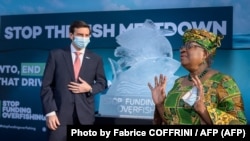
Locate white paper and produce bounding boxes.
[182,86,198,106]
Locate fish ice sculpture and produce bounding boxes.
[106,19,181,96]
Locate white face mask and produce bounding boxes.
[182,86,199,106]
[73,36,90,49]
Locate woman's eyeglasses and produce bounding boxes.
[180,44,202,50]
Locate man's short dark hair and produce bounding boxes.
[69,20,91,34]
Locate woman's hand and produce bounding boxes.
[148,74,167,105]
[191,75,206,113]
[191,75,213,124]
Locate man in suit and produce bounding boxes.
[40,20,107,141]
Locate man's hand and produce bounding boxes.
[46,115,60,130]
[68,77,92,94]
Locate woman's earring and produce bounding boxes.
[203,60,206,65]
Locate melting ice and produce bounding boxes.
[106,19,181,96]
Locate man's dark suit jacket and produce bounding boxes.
[40,47,107,125]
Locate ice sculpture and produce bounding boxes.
[99,19,181,119]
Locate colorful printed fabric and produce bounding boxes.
[157,72,247,125]
[182,29,224,56]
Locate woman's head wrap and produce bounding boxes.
[182,29,224,56]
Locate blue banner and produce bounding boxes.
[0,6,232,50]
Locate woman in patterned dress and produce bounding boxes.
[148,29,247,125]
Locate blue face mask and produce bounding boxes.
[181,87,198,106]
[73,36,90,49]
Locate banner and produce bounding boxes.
[0,7,232,50]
